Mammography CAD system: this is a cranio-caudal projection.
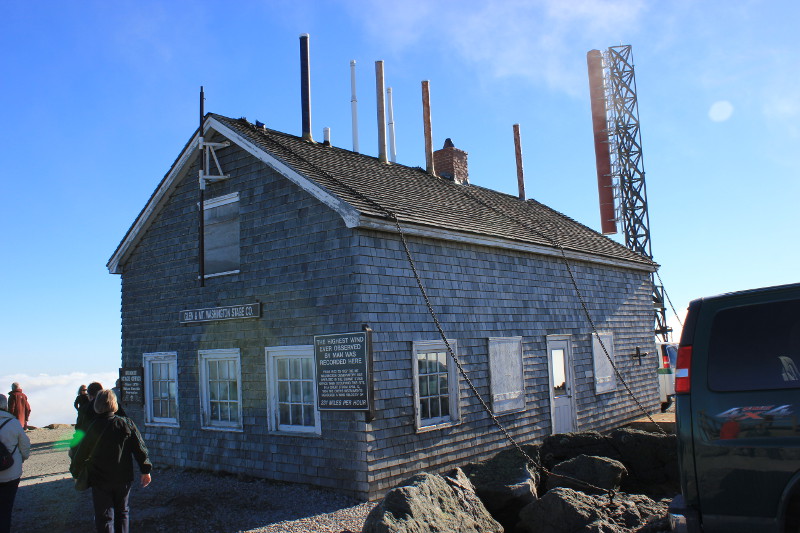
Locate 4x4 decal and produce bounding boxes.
[716,404,794,421]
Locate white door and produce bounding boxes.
[547,337,576,434]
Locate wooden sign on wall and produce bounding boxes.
[314,331,371,411]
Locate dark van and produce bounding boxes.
[669,283,800,532]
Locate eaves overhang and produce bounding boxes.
[357,215,658,273]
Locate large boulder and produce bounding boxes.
[516,487,669,533]
[546,454,626,494]
[608,428,679,496]
[361,467,503,533]
[465,447,540,530]
[539,432,620,469]
[517,487,603,533]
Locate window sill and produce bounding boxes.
[415,419,461,434]
[269,429,322,438]
[145,421,180,429]
[200,270,240,279]
[201,425,244,433]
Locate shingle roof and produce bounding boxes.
[211,114,654,268]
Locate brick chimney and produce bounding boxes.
[434,138,469,185]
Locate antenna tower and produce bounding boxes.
[589,45,671,341]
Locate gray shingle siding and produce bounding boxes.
[352,230,656,494]
[116,127,659,501]
[121,141,369,496]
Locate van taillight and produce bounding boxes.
[675,345,692,394]
[662,352,671,369]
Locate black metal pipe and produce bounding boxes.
[300,34,313,142]
[199,86,205,287]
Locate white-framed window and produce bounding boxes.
[488,337,526,414]
[592,332,616,394]
[203,192,240,277]
[143,352,179,427]
[412,339,461,431]
[265,346,320,435]
[198,349,243,431]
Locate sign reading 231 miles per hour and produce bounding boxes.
[314,332,370,411]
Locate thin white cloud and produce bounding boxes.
[344,0,647,94]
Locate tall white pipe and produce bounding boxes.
[376,61,388,164]
[323,127,331,146]
[387,87,397,163]
[350,60,359,153]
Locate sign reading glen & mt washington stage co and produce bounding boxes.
[179,302,261,324]
[314,331,371,411]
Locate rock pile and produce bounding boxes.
[363,428,677,533]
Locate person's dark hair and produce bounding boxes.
[78,385,87,395]
[94,389,119,414]
[87,382,103,397]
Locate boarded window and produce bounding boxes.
[488,337,525,414]
[204,193,240,276]
[592,332,616,394]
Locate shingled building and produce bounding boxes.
[107,113,659,500]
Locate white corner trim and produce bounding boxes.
[208,118,361,228]
[357,216,657,273]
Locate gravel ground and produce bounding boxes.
[12,426,375,533]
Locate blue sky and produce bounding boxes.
[2,1,798,425]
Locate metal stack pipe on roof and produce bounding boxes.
[375,61,388,163]
[198,86,206,286]
[300,33,313,142]
[350,60,359,153]
[422,80,435,175]
[513,124,526,201]
[387,87,397,163]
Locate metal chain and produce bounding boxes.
[392,214,616,497]
[461,188,668,435]
[248,123,626,495]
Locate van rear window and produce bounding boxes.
[708,299,800,392]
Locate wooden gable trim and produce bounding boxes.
[107,117,360,274]
[208,118,360,228]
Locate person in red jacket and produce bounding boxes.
[7,383,30,430]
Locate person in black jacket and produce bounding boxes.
[70,389,152,533]
[75,382,105,434]
[74,385,89,412]
[73,382,127,451]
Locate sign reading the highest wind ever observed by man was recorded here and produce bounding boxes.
[314,332,370,411]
